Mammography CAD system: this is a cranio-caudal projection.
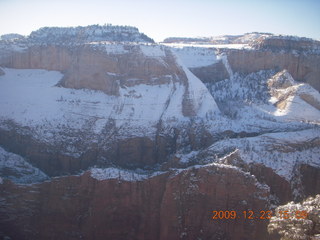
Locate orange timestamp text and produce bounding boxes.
[211,210,308,220]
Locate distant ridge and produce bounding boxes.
[0,24,154,44]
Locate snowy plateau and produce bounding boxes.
[0,25,320,240]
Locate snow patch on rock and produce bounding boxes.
[140,44,166,57]
[0,146,48,184]
[90,167,164,181]
[169,46,218,68]
[208,129,320,181]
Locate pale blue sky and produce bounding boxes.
[0,0,319,41]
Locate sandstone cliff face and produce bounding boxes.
[0,164,271,240]
[226,49,320,91]
[0,126,176,176]
[0,45,186,96]
[251,36,320,52]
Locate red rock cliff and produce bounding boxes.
[0,164,272,240]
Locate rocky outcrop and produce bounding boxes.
[0,164,272,240]
[268,194,320,240]
[219,151,292,204]
[217,149,320,204]
[248,164,293,204]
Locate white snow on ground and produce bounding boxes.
[272,93,320,122]
[207,129,320,181]
[0,66,220,144]
[140,44,166,57]
[160,81,187,121]
[163,42,251,50]
[168,46,218,68]
[265,70,320,122]
[177,150,200,163]
[212,44,251,49]
[90,167,164,181]
[234,33,268,43]
[88,42,129,54]
[172,51,220,118]
[117,81,187,127]
[207,69,320,133]
[0,146,48,184]
[88,43,167,57]
[0,68,169,137]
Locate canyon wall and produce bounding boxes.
[0,45,186,96]
[226,50,320,91]
[0,165,272,240]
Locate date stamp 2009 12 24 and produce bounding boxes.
[211,210,308,220]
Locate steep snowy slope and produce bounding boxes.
[0,62,219,149]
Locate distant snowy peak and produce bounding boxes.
[163,33,320,53]
[0,33,25,41]
[29,25,154,44]
[210,33,272,44]
[250,35,320,53]
[163,33,272,45]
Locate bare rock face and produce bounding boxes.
[0,126,98,176]
[300,164,320,197]
[215,148,320,205]
[0,164,272,240]
[1,44,186,96]
[219,151,292,205]
[0,67,4,76]
[248,164,293,204]
[226,49,320,91]
[0,126,178,176]
[189,60,229,83]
